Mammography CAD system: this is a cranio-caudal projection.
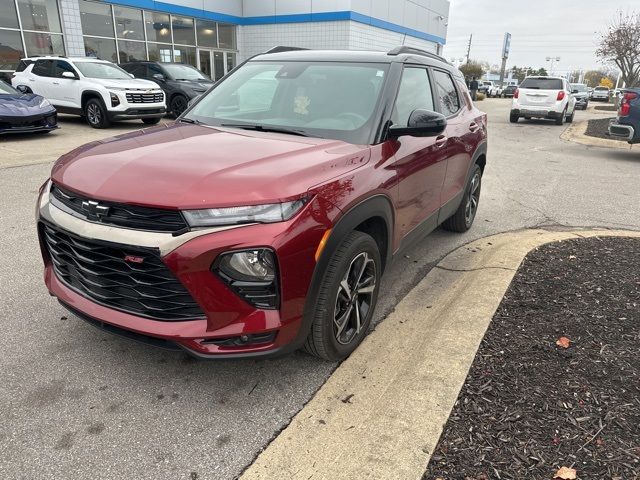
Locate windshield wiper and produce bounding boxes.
[178,117,203,125]
[220,123,310,137]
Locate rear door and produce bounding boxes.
[29,59,55,98]
[518,78,563,107]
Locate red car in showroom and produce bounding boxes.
[37,46,487,361]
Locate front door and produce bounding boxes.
[49,60,80,108]
[390,66,448,240]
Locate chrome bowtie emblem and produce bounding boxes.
[81,200,110,219]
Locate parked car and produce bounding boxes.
[608,88,640,144]
[479,81,494,94]
[487,83,504,98]
[120,62,213,117]
[591,86,610,102]
[570,83,589,110]
[0,79,57,134]
[502,85,517,98]
[12,56,166,128]
[510,76,576,125]
[36,46,488,361]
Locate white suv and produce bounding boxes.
[510,76,576,125]
[12,56,166,128]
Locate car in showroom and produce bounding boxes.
[12,56,166,128]
[36,46,488,361]
[570,83,589,110]
[120,62,213,117]
[510,76,576,125]
[0,79,57,134]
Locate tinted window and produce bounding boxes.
[15,60,34,72]
[0,30,25,70]
[186,62,388,144]
[433,70,461,116]
[123,64,147,78]
[53,60,76,78]
[114,6,144,40]
[520,78,563,90]
[391,68,434,127]
[0,1,19,29]
[32,60,54,77]
[17,0,62,32]
[79,0,114,38]
[148,64,164,76]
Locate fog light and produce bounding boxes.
[213,249,279,309]
[110,92,120,107]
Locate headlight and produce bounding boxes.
[38,98,51,109]
[183,198,309,227]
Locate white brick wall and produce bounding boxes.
[59,0,84,56]
[238,20,438,61]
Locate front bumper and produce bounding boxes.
[0,110,58,134]
[37,185,336,358]
[107,107,166,121]
[608,120,636,143]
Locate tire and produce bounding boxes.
[555,108,566,126]
[303,231,381,361]
[170,94,189,117]
[509,111,519,123]
[566,109,575,123]
[442,164,482,233]
[142,117,161,125]
[84,98,110,129]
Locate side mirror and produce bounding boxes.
[152,73,165,82]
[128,73,135,78]
[61,71,76,79]
[16,85,30,94]
[388,110,447,138]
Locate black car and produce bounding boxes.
[0,80,57,134]
[120,62,214,117]
[502,85,517,98]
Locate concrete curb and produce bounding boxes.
[561,120,635,151]
[241,229,640,480]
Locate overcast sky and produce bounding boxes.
[443,0,634,75]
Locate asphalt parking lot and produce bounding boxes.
[1,99,639,480]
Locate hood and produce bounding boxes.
[0,93,52,116]
[89,77,161,90]
[51,123,370,210]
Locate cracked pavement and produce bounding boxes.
[1,100,639,480]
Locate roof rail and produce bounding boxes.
[262,46,310,55]
[387,46,450,64]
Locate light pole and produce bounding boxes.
[546,56,560,75]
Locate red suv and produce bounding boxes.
[37,47,487,361]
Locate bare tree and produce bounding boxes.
[596,11,640,87]
[459,60,484,81]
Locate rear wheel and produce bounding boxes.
[84,98,110,129]
[566,109,575,123]
[442,164,482,233]
[509,111,519,123]
[555,107,566,126]
[303,231,381,361]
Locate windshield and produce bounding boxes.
[163,64,209,81]
[184,61,388,144]
[571,84,587,92]
[75,62,132,80]
[0,81,18,95]
[520,78,563,90]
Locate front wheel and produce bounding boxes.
[442,165,482,233]
[303,231,381,361]
[170,94,189,117]
[84,98,110,129]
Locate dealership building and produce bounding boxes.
[0,0,449,83]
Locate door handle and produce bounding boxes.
[434,135,448,148]
[469,122,480,133]
[29,78,35,82]
[52,82,59,85]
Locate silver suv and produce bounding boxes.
[12,56,166,128]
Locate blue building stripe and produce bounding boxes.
[99,0,446,45]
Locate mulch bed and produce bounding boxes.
[585,118,615,140]
[594,105,617,112]
[424,237,640,480]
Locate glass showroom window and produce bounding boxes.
[80,0,116,61]
[148,43,172,62]
[0,1,20,29]
[10,0,65,58]
[218,24,236,50]
[171,15,195,47]
[0,1,23,81]
[196,20,217,48]
[114,6,146,63]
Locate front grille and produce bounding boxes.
[126,92,164,103]
[42,223,205,321]
[50,184,188,233]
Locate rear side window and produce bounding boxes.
[32,60,54,77]
[391,67,434,127]
[125,64,147,78]
[15,59,33,72]
[520,78,563,90]
[433,70,461,116]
